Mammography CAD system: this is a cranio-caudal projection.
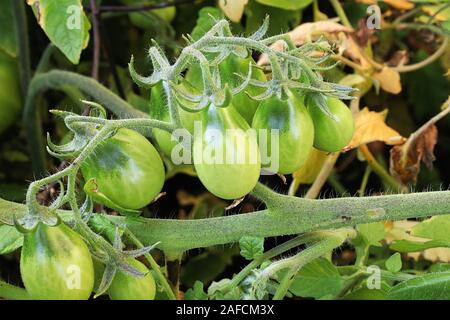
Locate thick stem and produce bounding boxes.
[2,188,450,252]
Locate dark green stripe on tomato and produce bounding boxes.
[252,91,314,174]
[20,223,94,300]
[81,128,165,210]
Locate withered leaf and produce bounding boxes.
[344,107,405,151]
[390,124,438,185]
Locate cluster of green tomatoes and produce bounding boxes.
[19,51,354,301]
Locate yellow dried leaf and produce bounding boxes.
[292,148,328,185]
[344,107,405,151]
[372,66,402,94]
[383,0,414,10]
[218,0,248,23]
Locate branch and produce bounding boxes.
[2,188,450,252]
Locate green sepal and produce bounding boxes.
[83,178,141,217]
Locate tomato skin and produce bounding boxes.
[193,104,261,200]
[81,128,165,210]
[108,258,156,300]
[20,223,94,300]
[150,81,200,158]
[252,91,314,174]
[307,97,354,152]
[0,51,21,135]
[185,54,267,124]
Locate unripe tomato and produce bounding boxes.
[108,258,156,300]
[193,104,261,200]
[150,81,200,158]
[185,54,267,124]
[20,223,95,300]
[252,91,314,174]
[0,51,21,135]
[307,97,354,152]
[81,128,165,211]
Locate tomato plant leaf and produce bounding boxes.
[289,257,346,299]
[0,224,23,255]
[255,0,312,11]
[390,239,450,252]
[411,214,450,242]
[387,272,450,300]
[385,253,402,273]
[184,281,208,300]
[27,0,91,64]
[239,236,264,260]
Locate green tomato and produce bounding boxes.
[307,97,354,152]
[150,81,200,158]
[20,223,94,300]
[81,128,165,211]
[193,104,261,200]
[252,90,314,174]
[0,51,21,135]
[185,54,267,124]
[108,258,156,300]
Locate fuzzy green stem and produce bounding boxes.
[124,229,177,300]
[271,228,356,300]
[329,0,352,29]
[2,186,450,252]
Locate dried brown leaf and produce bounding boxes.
[372,66,402,94]
[390,124,437,185]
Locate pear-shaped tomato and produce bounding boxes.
[252,91,314,174]
[81,128,165,211]
[108,258,156,300]
[185,54,267,124]
[0,51,21,135]
[193,104,261,199]
[149,81,200,158]
[307,97,354,152]
[20,223,95,300]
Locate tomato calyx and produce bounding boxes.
[83,178,141,217]
[93,226,160,298]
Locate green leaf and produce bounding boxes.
[190,7,224,41]
[387,272,450,300]
[429,263,450,273]
[412,214,450,242]
[239,236,264,260]
[184,281,208,300]
[390,239,450,252]
[0,0,17,56]
[352,222,385,264]
[342,288,387,300]
[289,258,346,299]
[385,253,402,273]
[245,1,301,37]
[27,0,91,64]
[255,0,312,11]
[0,224,23,255]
